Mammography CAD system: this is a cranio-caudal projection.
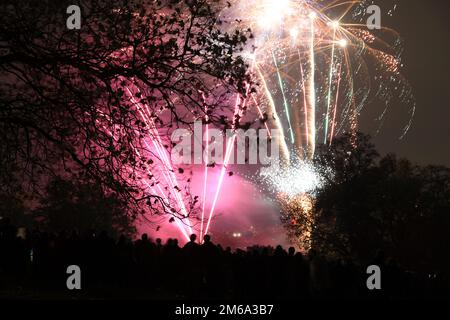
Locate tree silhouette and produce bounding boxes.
[0,0,253,225]
[283,133,450,275]
[33,176,135,237]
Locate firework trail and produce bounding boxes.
[106,0,415,244]
[202,83,251,240]
[218,0,415,248]
[100,83,196,241]
[221,0,414,162]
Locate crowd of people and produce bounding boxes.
[0,217,446,299]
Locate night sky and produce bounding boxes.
[368,0,450,166]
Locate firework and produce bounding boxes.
[221,0,414,162]
[260,159,324,198]
[219,0,415,248]
[279,192,315,251]
[105,0,415,244]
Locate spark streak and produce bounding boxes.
[200,94,209,242]
[324,26,337,144]
[307,13,316,158]
[126,87,193,237]
[272,51,295,144]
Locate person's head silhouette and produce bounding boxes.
[203,234,211,243]
[190,234,197,243]
[288,247,296,256]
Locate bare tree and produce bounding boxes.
[0,0,253,225]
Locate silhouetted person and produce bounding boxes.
[182,234,201,297]
[0,217,16,241]
[134,233,155,289]
[288,247,296,257]
[0,227,443,299]
[200,235,221,297]
[183,234,199,252]
[309,249,332,298]
[294,252,310,298]
[201,235,218,256]
[116,235,133,288]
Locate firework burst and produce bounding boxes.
[104,0,415,244]
[221,0,414,162]
[220,0,415,247]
